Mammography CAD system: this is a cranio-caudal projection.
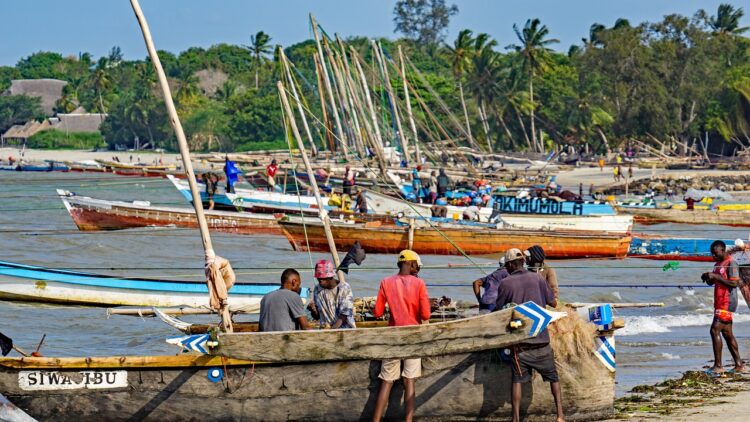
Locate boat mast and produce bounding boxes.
[399,45,422,165]
[277,81,344,281]
[373,41,410,166]
[280,49,318,157]
[130,0,232,331]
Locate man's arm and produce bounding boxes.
[709,261,740,287]
[546,268,559,300]
[296,315,312,330]
[373,283,386,318]
[419,283,431,322]
[472,279,483,303]
[332,284,355,329]
[307,300,320,320]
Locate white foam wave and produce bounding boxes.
[619,313,750,336]
[661,352,681,360]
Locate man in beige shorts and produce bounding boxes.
[371,250,431,422]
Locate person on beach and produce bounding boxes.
[437,168,450,199]
[266,159,278,191]
[372,250,431,422]
[526,245,559,300]
[598,157,605,171]
[702,240,745,375]
[354,189,368,214]
[201,172,218,210]
[495,248,563,422]
[613,165,620,182]
[258,268,312,332]
[411,166,423,203]
[343,165,355,195]
[472,259,510,312]
[307,260,356,329]
[428,171,438,204]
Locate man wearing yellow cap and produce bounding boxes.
[371,250,431,422]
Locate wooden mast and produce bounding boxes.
[310,14,348,159]
[129,0,232,331]
[280,49,318,156]
[277,81,344,280]
[313,53,335,153]
[373,41,410,166]
[399,45,422,165]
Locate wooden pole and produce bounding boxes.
[313,53,335,152]
[351,48,385,155]
[130,0,231,331]
[399,45,422,165]
[278,81,344,281]
[374,41,410,166]
[280,49,319,157]
[310,14,348,159]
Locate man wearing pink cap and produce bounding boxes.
[308,259,356,329]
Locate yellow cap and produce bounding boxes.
[398,249,422,267]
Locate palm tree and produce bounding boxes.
[444,30,475,146]
[92,58,111,114]
[709,4,748,35]
[582,23,606,49]
[246,31,273,89]
[508,18,559,152]
[466,45,502,152]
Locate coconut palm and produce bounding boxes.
[465,45,502,152]
[444,29,475,146]
[246,31,273,89]
[709,4,748,35]
[508,18,559,152]
[582,23,606,49]
[92,58,111,114]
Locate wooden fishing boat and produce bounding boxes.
[278,218,632,258]
[0,260,300,311]
[57,190,282,235]
[96,160,175,171]
[627,235,732,261]
[618,206,750,227]
[364,190,629,233]
[0,161,70,172]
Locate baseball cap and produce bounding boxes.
[314,259,335,279]
[398,250,422,267]
[504,248,525,263]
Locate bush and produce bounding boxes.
[27,129,106,149]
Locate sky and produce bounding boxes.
[0,0,742,66]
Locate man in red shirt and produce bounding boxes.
[266,159,278,191]
[371,250,430,422]
[702,240,744,375]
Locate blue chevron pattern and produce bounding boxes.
[594,335,616,372]
[514,301,554,337]
[166,334,210,354]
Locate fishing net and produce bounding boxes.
[548,308,601,390]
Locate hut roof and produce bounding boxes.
[51,113,106,133]
[1,120,51,140]
[3,79,68,116]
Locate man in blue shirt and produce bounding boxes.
[472,259,509,312]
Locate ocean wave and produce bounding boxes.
[619,313,750,336]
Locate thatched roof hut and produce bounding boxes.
[3,79,68,116]
[51,113,106,133]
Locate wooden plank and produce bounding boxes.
[0,355,261,370]
[214,306,535,362]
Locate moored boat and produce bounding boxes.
[0,260,298,311]
[618,206,750,227]
[628,235,737,261]
[278,218,632,258]
[57,189,282,235]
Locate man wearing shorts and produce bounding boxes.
[495,248,564,422]
[371,250,431,422]
[702,240,744,374]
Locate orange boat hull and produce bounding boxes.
[279,221,631,258]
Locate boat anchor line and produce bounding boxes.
[595,335,616,372]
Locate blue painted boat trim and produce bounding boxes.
[628,237,731,257]
[0,260,304,297]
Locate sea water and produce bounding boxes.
[1,171,748,396]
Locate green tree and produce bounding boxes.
[16,52,65,79]
[508,18,559,152]
[247,31,273,89]
[708,4,748,35]
[444,29,475,145]
[92,58,112,113]
[0,66,21,91]
[393,0,458,46]
[226,90,283,146]
[0,95,45,133]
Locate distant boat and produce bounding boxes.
[278,217,631,258]
[0,260,298,310]
[628,235,732,261]
[618,206,750,227]
[57,189,282,235]
[0,161,70,172]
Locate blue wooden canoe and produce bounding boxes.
[627,236,733,261]
[0,260,305,311]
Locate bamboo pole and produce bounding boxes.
[310,14,348,159]
[278,81,344,281]
[399,45,422,164]
[374,41,410,166]
[129,0,231,331]
[327,43,365,156]
[313,54,335,152]
[280,49,319,157]
[351,48,385,155]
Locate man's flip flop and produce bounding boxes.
[705,369,725,377]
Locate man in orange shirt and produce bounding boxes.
[371,250,431,422]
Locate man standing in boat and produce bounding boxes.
[343,165,355,195]
[472,258,509,312]
[266,159,278,192]
[526,245,559,300]
[436,168,450,200]
[259,268,311,332]
[702,240,745,375]
[371,250,431,422]
[495,249,564,422]
[307,260,356,329]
